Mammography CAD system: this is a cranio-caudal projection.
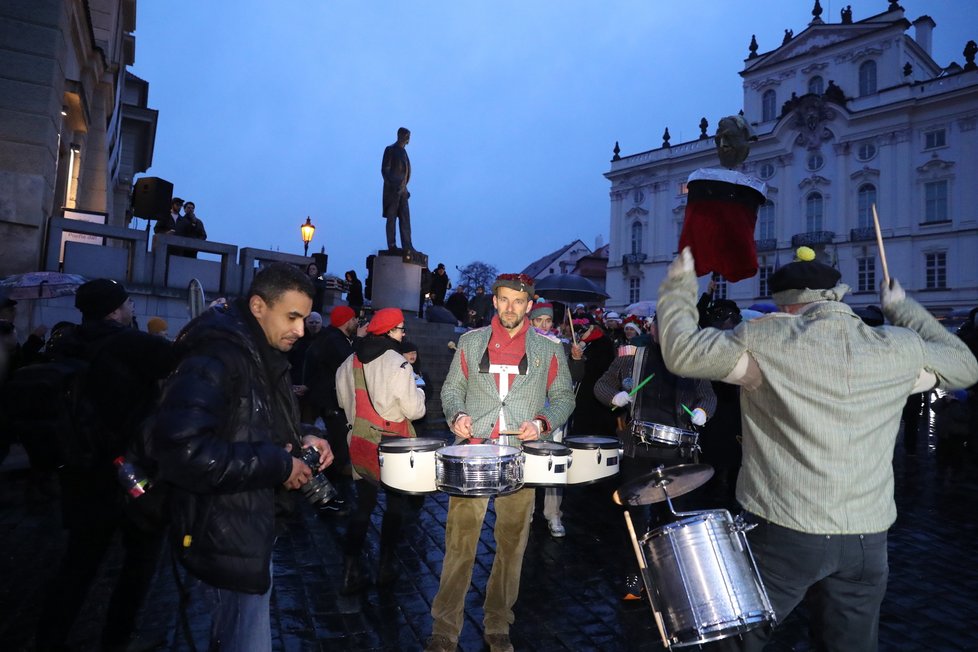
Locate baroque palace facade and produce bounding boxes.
[604,2,978,314]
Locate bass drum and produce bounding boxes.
[564,436,620,485]
[378,438,443,494]
[641,510,775,648]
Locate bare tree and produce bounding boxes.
[456,261,499,292]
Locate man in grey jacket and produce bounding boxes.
[656,247,978,651]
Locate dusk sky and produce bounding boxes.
[130,1,977,283]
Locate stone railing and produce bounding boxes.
[791,230,835,247]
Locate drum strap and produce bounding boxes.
[479,346,527,433]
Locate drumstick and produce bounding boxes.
[680,404,695,419]
[622,509,669,648]
[871,203,891,287]
[566,305,578,346]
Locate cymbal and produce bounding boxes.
[613,464,714,505]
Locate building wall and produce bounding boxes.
[605,6,978,314]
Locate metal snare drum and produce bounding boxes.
[631,421,699,450]
[377,437,443,494]
[435,444,524,496]
[522,441,571,486]
[641,510,774,648]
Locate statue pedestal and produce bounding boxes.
[372,250,425,313]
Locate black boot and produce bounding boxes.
[341,555,364,595]
[377,547,399,587]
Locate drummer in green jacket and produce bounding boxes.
[425,273,575,652]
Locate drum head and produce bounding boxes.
[438,444,521,459]
[565,436,619,450]
[378,437,444,453]
[523,441,570,456]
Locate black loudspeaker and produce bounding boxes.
[131,177,174,220]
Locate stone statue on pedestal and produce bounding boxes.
[381,127,413,252]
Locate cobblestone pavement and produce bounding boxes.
[1,423,976,651]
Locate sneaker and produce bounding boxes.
[548,517,566,538]
[484,632,515,652]
[622,573,644,601]
[423,634,457,652]
[317,498,350,517]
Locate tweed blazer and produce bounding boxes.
[441,323,575,439]
[657,271,978,534]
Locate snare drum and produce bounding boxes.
[641,510,774,648]
[435,444,524,496]
[631,421,699,450]
[564,436,620,485]
[377,438,443,494]
[522,441,571,486]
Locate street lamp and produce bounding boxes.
[300,216,316,256]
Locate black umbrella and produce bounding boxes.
[533,274,609,304]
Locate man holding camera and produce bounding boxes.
[153,263,332,651]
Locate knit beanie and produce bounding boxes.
[330,305,356,328]
[75,279,128,321]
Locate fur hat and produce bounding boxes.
[75,279,128,321]
[330,305,356,328]
[367,307,404,335]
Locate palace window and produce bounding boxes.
[924,128,946,150]
[808,75,824,95]
[807,152,824,171]
[714,276,728,300]
[758,200,775,240]
[629,277,641,304]
[857,251,876,293]
[630,221,643,254]
[856,142,877,161]
[858,60,877,96]
[925,252,947,289]
[857,183,877,229]
[762,89,777,122]
[806,192,824,232]
[759,162,775,179]
[758,258,774,298]
[924,180,948,223]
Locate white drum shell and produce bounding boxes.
[378,438,443,494]
[522,442,571,486]
[564,436,620,485]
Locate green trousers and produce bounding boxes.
[430,487,535,641]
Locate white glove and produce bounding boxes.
[667,247,695,279]
[880,278,906,309]
[611,391,633,408]
[690,407,707,426]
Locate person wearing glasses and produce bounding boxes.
[335,307,426,595]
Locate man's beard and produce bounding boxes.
[499,313,522,329]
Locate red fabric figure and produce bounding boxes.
[678,168,767,282]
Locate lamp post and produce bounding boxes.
[300,216,316,256]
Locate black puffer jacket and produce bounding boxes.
[153,299,299,594]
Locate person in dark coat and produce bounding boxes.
[35,279,175,651]
[445,285,469,324]
[345,270,364,315]
[468,285,493,327]
[152,263,333,650]
[430,263,450,305]
[568,318,616,436]
[306,262,327,313]
[172,200,207,257]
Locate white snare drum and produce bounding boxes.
[522,441,571,486]
[641,510,774,648]
[564,436,620,485]
[435,444,524,496]
[631,421,699,450]
[378,438,443,494]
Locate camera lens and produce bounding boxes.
[298,447,337,506]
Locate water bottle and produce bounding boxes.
[114,455,150,498]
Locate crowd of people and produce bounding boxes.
[0,249,976,652]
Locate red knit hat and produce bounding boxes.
[330,305,356,327]
[367,307,404,335]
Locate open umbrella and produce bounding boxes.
[533,274,609,304]
[625,300,657,317]
[0,271,87,300]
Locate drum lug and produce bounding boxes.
[378,453,384,468]
[410,450,415,469]
[547,455,553,472]
[730,514,757,533]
